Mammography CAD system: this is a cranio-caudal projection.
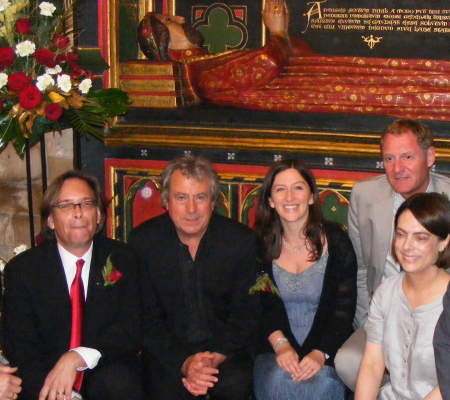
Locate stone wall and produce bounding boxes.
[0,130,73,261]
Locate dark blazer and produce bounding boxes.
[2,235,142,399]
[434,282,450,400]
[129,212,258,379]
[256,222,357,365]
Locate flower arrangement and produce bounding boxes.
[102,255,123,287]
[249,272,281,296]
[0,0,130,155]
[0,243,28,292]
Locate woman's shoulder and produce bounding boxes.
[323,220,347,236]
[323,221,352,249]
[373,273,404,301]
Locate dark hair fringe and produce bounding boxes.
[393,192,450,269]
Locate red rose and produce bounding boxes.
[15,18,31,34]
[55,53,66,64]
[107,269,123,283]
[69,63,82,79]
[66,52,79,63]
[45,103,63,121]
[35,49,57,68]
[8,72,32,91]
[19,85,42,109]
[0,47,15,69]
[0,99,3,110]
[53,34,70,49]
[140,26,150,37]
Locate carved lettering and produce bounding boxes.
[301,5,450,37]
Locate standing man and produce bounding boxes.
[335,119,450,390]
[434,283,450,400]
[2,171,145,400]
[129,155,258,400]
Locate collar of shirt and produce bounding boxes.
[57,242,93,299]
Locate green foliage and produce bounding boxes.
[78,49,109,73]
[88,88,132,117]
[0,0,131,156]
[65,105,107,140]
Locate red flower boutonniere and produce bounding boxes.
[102,255,123,287]
[249,272,281,297]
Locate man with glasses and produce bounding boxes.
[2,170,145,400]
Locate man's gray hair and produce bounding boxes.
[160,155,220,206]
[381,118,434,152]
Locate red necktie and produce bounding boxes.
[70,259,85,391]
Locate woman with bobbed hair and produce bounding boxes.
[356,192,450,400]
[252,159,357,400]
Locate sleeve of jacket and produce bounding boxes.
[348,184,371,328]
[256,262,291,346]
[208,230,260,356]
[313,226,357,360]
[85,242,143,364]
[434,285,450,400]
[128,228,192,378]
[2,254,48,395]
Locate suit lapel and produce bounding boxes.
[372,183,395,281]
[85,238,106,308]
[430,173,441,193]
[44,241,72,328]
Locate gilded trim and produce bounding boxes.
[261,0,266,46]
[77,46,101,50]
[109,1,119,88]
[108,165,118,238]
[169,0,175,15]
[105,126,450,160]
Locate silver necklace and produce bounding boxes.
[282,238,305,253]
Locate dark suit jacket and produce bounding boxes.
[256,222,357,366]
[2,235,142,399]
[434,282,450,400]
[129,212,258,379]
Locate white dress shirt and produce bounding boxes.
[57,242,101,370]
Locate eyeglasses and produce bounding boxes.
[53,199,98,212]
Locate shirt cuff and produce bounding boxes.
[72,347,102,370]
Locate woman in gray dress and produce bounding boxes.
[252,159,357,400]
[355,192,450,400]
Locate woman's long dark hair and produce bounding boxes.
[255,159,324,261]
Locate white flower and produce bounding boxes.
[39,1,56,16]
[46,65,62,75]
[13,244,28,256]
[15,40,36,57]
[36,74,55,91]
[0,72,7,89]
[57,74,71,92]
[0,0,11,12]
[0,258,5,273]
[78,78,92,94]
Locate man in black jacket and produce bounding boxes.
[3,171,145,400]
[434,284,450,400]
[129,155,258,400]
